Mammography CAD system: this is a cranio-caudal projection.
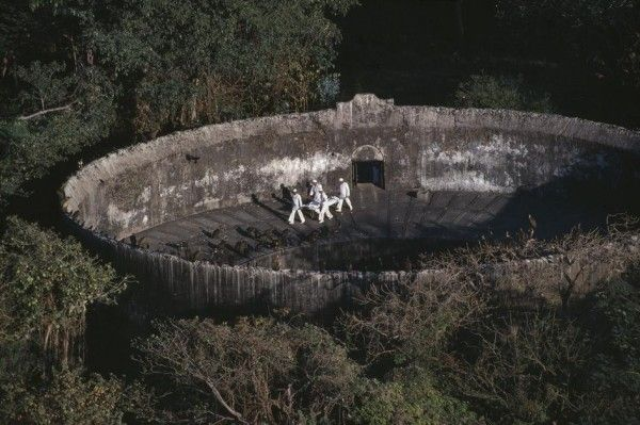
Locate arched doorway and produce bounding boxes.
[352,145,385,189]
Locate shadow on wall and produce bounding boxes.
[482,146,640,242]
[76,147,640,326]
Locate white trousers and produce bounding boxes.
[318,205,334,223]
[288,209,305,224]
[336,197,353,212]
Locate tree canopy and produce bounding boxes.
[496,0,640,88]
[0,216,128,365]
[0,0,357,201]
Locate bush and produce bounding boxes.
[455,75,553,113]
[93,0,358,135]
[353,367,480,425]
[133,317,362,424]
[577,277,640,424]
[0,368,131,425]
[0,217,129,366]
[340,263,486,369]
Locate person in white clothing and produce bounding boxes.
[318,190,334,223]
[308,179,323,198]
[313,186,322,204]
[288,189,305,224]
[336,178,353,212]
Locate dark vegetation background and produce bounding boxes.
[1,0,640,424]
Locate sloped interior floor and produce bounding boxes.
[132,184,611,271]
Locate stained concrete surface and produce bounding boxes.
[63,95,640,241]
[133,184,610,272]
[61,95,640,314]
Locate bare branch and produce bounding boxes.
[18,102,76,120]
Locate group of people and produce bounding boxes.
[288,178,353,225]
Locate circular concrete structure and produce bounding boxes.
[62,94,640,316]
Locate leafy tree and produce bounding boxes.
[0,216,128,366]
[455,74,553,113]
[0,64,115,199]
[341,265,486,369]
[0,368,131,425]
[134,317,362,424]
[93,0,358,136]
[0,0,357,199]
[0,1,116,201]
[353,366,480,425]
[577,276,640,424]
[495,0,640,88]
[446,312,590,424]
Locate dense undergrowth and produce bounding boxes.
[2,216,640,424]
[2,0,640,424]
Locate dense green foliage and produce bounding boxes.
[0,217,127,364]
[0,217,131,424]
[496,0,640,88]
[0,0,356,200]
[113,226,640,424]
[0,369,131,425]
[1,1,640,424]
[133,317,361,424]
[455,75,553,112]
[94,0,355,135]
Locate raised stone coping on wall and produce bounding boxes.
[61,94,640,315]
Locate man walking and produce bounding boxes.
[318,189,334,223]
[309,179,323,198]
[336,177,353,212]
[288,189,305,224]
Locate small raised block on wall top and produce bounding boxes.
[336,94,395,128]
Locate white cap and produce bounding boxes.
[339,178,344,182]
[312,179,318,183]
[292,188,297,193]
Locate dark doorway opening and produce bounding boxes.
[353,160,385,189]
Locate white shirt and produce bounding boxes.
[292,193,303,209]
[339,181,350,198]
[309,183,323,197]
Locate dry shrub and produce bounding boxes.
[341,263,487,367]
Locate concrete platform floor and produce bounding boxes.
[132,184,611,268]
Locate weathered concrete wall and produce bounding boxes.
[66,216,640,317]
[63,94,640,240]
[60,94,640,316]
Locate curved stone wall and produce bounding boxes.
[61,94,640,315]
[63,94,640,240]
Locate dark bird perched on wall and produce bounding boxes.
[234,240,251,257]
[247,226,260,238]
[166,241,188,250]
[129,235,149,248]
[186,153,200,164]
[202,227,221,239]
[278,228,294,245]
[256,231,278,249]
[305,229,322,244]
[207,241,222,255]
